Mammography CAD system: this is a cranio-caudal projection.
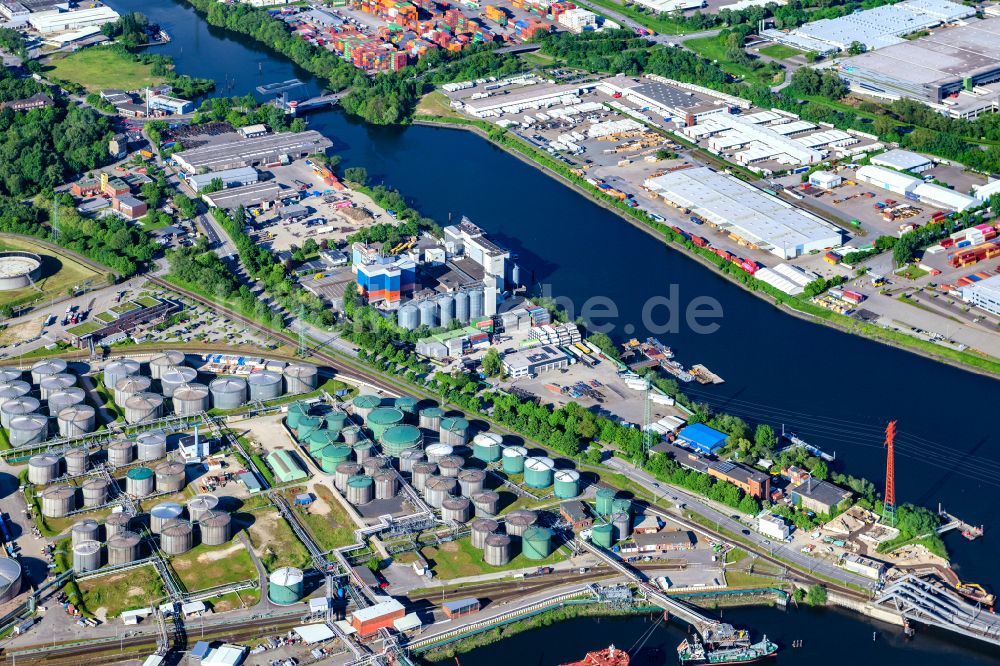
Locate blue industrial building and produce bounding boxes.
[676,424,729,455]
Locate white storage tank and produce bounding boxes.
[0,558,22,603]
[0,367,20,384]
[437,293,455,328]
[63,447,89,476]
[399,448,425,473]
[248,371,283,401]
[441,495,471,523]
[483,534,511,566]
[398,303,419,331]
[469,288,485,319]
[150,502,184,534]
[27,453,61,484]
[124,392,163,424]
[471,517,498,548]
[149,350,185,379]
[31,358,67,385]
[374,470,398,500]
[47,387,85,416]
[187,494,219,522]
[72,540,102,573]
[283,364,318,395]
[81,477,110,507]
[114,375,152,407]
[424,476,458,508]
[198,510,232,546]
[458,469,486,497]
[154,461,186,493]
[41,485,76,517]
[107,531,142,566]
[418,299,437,328]
[107,441,134,467]
[425,443,453,464]
[0,381,30,412]
[437,455,463,478]
[172,383,210,415]
[103,358,140,388]
[39,373,75,401]
[1,397,40,428]
[454,290,470,324]
[411,462,437,492]
[159,366,197,398]
[71,518,101,547]
[57,405,96,437]
[160,519,195,555]
[9,413,48,447]
[209,377,247,410]
[104,511,132,536]
[137,431,168,462]
[471,490,501,517]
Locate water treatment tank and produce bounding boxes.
[441,495,472,523]
[136,431,167,461]
[523,457,554,489]
[114,375,152,406]
[283,364,318,395]
[522,527,553,560]
[64,447,89,477]
[172,383,210,415]
[160,519,194,555]
[0,367,20,384]
[149,350,185,379]
[187,494,219,522]
[104,511,132,536]
[424,476,457,508]
[82,478,109,508]
[472,433,503,463]
[268,567,304,605]
[320,445,352,473]
[504,510,538,537]
[398,303,419,331]
[47,387,85,416]
[286,402,308,431]
[595,488,616,516]
[72,540,102,573]
[399,448,425,473]
[159,366,197,398]
[439,417,469,446]
[483,534,511,566]
[108,441,134,467]
[454,290,470,324]
[458,469,486,497]
[123,392,163,424]
[71,518,100,547]
[0,558,22,603]
[307,429,338,455]
[9,413,48,447]
[351,394,381,421]
[334,462,361,492]
[41,485,76,518]
[0,381,30,411]
[125,467,155,497]
[27,454,61,485]
[612,512,632,541]
[469,288,485,319]
[32,358,67,385]
[437,293,455,328]
[58,404,96,437]
[368,407,404,442]
[155,461,187,493]
[418,407,444,430]
[611,498,632,517]
[425,443,453,465]
[591,523,614,548]
[374,470,398,500]
[248,371,283,401]
[1,396,40,428]
[39,373,75,400]
[471,518,499,549]
[209,377,247,410]
[198,510,232,546]
[107,531,142,566]
[103,358,140,388]
[362,457,388,476]
[341,426,361,445]
[352,443,371,463]
[437,455,463,478]
[471,490,501,518]
[150,502,184,534]
[554,470,581,499]
[382,425,422,456]
[411,462,437,492]
[346,475,374,505]
[418,299,437,328]
[502,446,527,474]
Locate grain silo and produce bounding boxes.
[595,488,617,516]
[209,377,247,410]
[39,373,75,400]
[425,443,453,465]
[248,371,283,401]
[81,478,109,507]
[522,527,553,560]
[148,350,185,379]
[186,494,219,522]
[439,417,469,446]
[125,467,155,497]
[268,567,304,605]
[591,523,614,548]
[418,407,444,430]
[104,511,132,536]
[172,383,210,416]
[334,462,361,492]
[198,510,232,546]
[160,519,195,555]
[472,433,503,463]
[1,396,40,428]
[136,431,167,461]
[469,288,485,319]
[471,490,501,518]
[159,366,197,398]
[63,447,89,477]
[40,485,75,518]
[9,413,48,447]
[103,358,139,388]
[352,443,371,463]
[382,425,422,456]
[72,540,102,573]
[0,381,30,411]
[150,502,184,534]
[441,496,471,523]
[27,453,61,484]
[70,518,100,547]
[47,387,85,416]
[393,396,418,416]
[361,456,387,477]
[320,445,352,473]
[483,534,511,566]
[368,407,405,442]
[0,558,22,603]
[437,455,463,478]
[154,461,186,493]
[454,290,470,324]
[57,404,96,437]
[523,457,554,489]
[471,518,499,549]
[505,510,538,537]
[458,469,486,497]
[282,364,318,395]
[554,470,581,499]
[437,293,455,328]
[399,448,425,473]
[424,476,457,508]
[411,462,437,492]
[114,375,152,406]
[107,531,142,566]
[398,303,419,331]
[374,470,398,500]
[417,299,437,328]
[108,441,134,467]
[346,475,374,505]
[351,394,381,421]
[31,358,67,385]
[341,426,361,445]
[123,392,163,424]
[0,367,20,384]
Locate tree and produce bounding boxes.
[806,584,827,605]
[344,167,368,185]
[754,424,777,453]
[481,348,503,377]
[847,40,865,55]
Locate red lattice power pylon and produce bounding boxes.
[883,420,897,527]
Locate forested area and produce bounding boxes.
[191,95,302,132]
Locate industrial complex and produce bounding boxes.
[171,131,333,174]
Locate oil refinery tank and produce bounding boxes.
[64,447,89,477]
[437,455,463,478]
[418,407,444,430]
[611,498,632,517]
[1,396,40,428]
[504,510,538,537]
[0,559,22,603]
[209,377,247,410]
[502,446,527,474]
[458,469,486,497]
[137,431,167,461]
[439,417,469,446]
[352,443,371,463]
[27,453,61,484]
[32,358,67,385]
[172,383,210,416]
[268,567,304,605]
[411,462,437,492]
[471,518,498,549]
[124,392,163,424]
[70,518,100,547]
[373,470,398,500]
[441,496,471,523]
[425,443,453,465]
[155,461,187,493]
[150,502,183,534]
[591,523,614,548]
[471,490,501,517]
[160,520,194,555]
[361,457,388,476]
[58,405,96,437]
[198,511,232,546]
[286,402,308,431]
[468,288,485,319]
[9,413,47,447]
[108,441,134,467]
[320,445,352,473]
[108,531,142,566]
[47,387,85,416]
[296,415,322,441]
[393,396,418,416]
[104,511,132,536]
[454,290,470,324]
[334,462,361,492]
[424,476,457,508]
[125,467,155,497]
[159,366,197,398]
[595,488,616,516]
[483,534,511,566]
[283,364,318,395]
[0,381,30,411]
[351,394,381,421]
[437,294,455,328]
[0,368,20,384]
[368,407,404,442]
[346,475,374,505]
[307,429,338,455]
[382,425,422,456]
[41,485,76,518]
[187,494,219,522]
[325,412,348,433]
[522,527,553,560]
[417,299,437,328]
[72,540,102,573]
[472,433,503,463]
[554,470,581,499]
[399,448,424,473]
[248,371,283,401]
[398,303,419,331]
[523,457,554,489]
[39,373,75,400]
[114,375,152,406]
[341,426,361,445]
[82,478,109,507]
[612,512,631,541]
[103,358,140,388]
[149,351,185,379]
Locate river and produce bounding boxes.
[108,0,1000,658]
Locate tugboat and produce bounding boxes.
[560,644,631,666]
[677,634,778,664]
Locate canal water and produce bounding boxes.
[111,0,1000,658]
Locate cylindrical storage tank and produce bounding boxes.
[125,467,155,497]
[0,368,20,384]
[0,381,31,412]
[320,445,352,473]
[82,478,109,508]
[458,469,486,497]
[368,407,404,443]
[283,364,318,395]
[425,443,453,465]
[114,375,152,406]
[1,397,40,428]
[268,567,304,605]
[439,417,469,446]
[136,431,167,461]
[186,494,219,522]
[0,559,22,603]
[471,490,501,518]
[47,387,85,416]
[522,527,553,560]
[554,470,581,499]
[398,303,419,331]
[148,351,185,379]
[454,290,470,324]
[150,502,183,534]
[374,470,398,500]
[469,288,485,319]
[307,429,338,455]
[437,294,455,328]
[441,495,472,523]
[108,441,134,467]
[502,446,527,474]
[172,383,210,416]
[209,377,247,410]
[352,443,371,463]
[9,413,47,447]
[424,476,457,508]
[382,425,422,457]
[411,462,437,492]
[248,371,283,402]
[418,407,444,430]
[39,373,76,400]
[31,358,67,385]
[596,488,617,516]
[154,461,186,493]
[58,404,96,437]
[27,454,61,485]
[104,511,132,537]
[362,457,388,476]
[64,447,89,477]
[418,299,437,328]
[107,531,142,566]
[393,396,418,417]
[612,512,632,541]
[512,264,522,287]
[399,448,425,473]
[102,358,139,388]
[41,485,75,518]
[295,415,322,442]
[472,433,503,463]
[123,393,163,424]
[286,402,308,431]
[159,366,197,398]
[505,510,538,537]
[612,498,632,516]
[471,518,499,549]
[198,510,232,546]
[523,457,554,489]
[72,540,102,573]
[484,534,511,566]
[334,462,361,492]
[160,519,194,555]
[437,455,463,478]
[70,518,100,547]
[346,475,374,505]
[351,394,381,421]
[324,412,348,434]
[341,426,361,445]
[591,523,615,548]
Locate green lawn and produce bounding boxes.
[168,541,258,592]
[47,47,167,92]
[246,509,312,572]
[685,36,785,87]
[420,536,569,579]
[286,485,358,551]
[758,44,804,60]
[896,265,929,280]
[77,565,167,617]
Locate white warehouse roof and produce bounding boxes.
[912,182,977,211]
[856,164,921,193]
[973,179,1000,201]
[28,6,119,33]
[871,149,932,172]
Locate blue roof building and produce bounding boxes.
[676,423,729,455]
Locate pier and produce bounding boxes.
[937,505,984,539]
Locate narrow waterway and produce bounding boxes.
[109,0,1000,657]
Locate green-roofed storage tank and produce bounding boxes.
[352,394,381,420]
[595,488,617,516]
[553,469,580,499]
[439,416,469,446]
[320,445,352,473]
[308,428,339,454]
[382,424,422,456]
[472,433,503,463]
[295,415,322,440]
[418,407,444,430]
[521,526,553,560]
[368,407,405,442]
[324,412,348,433]
[346,474,374,505]
[591,523,614,549]
[612,498,632,516]
[394,396,418,415]
[286,402,308,431]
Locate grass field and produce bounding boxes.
[415,91,463,119]
[287,485,358,551]
[420,536,569,579]
[758,44,804,60]
[684,36,785,87]
[78,566,167,618]
[47,48,167,92]
[0,236,107,311]
[246,509,311,572]
[169,541,258,592]
[896,265,929,280]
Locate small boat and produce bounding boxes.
[677,635,778,664]
[560,644,630,666]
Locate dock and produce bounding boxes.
[256,78,305,95]
[690,364,724,384]
[937,505,984,540]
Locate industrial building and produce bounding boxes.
[790,479,853,515]
[627,530,695,552]
[171,131,333,174]
[202,181,286,210]
[630,0,703,12]
[441,598,480,619]
[266,450,307,484]
[960,273,1000,315]
[707,460,770,500]
[599,75,745,127]
[870,149,933,173]
[676,423,729,455]
[560,500,593,530]
[353,243,417,305]
[645,167,843,258]
[27,5,120,33]
[186,167,259,193]
[147,94,194,115]
[557,8,597,32]
[754,263,820,296]
[112,194,147,220]
[460,81,598,118]
[855,165,977,211]
[501,345,572,378]
[350,598,405,636]
[842,553,886,579]
[757,512,790,540]
[528,323,581,346]
[443,218,513,315]
[1,93,53,112]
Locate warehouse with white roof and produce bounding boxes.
[856,165,977,210]
[871,149,933,173]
